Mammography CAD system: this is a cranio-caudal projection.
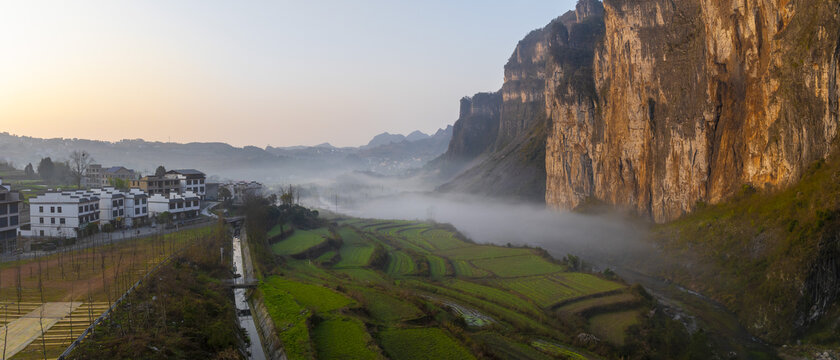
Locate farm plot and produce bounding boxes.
[385,251,415,276]
[556,292,638,315]
[452,260,490,278]
[494,276,588,308]
[378,328,476,360]
[421,229,468,250]
[398,227,436,251]
[426,255,450,278]
[443,279,540,315]
[352,289,422,323]
[548,273,624,299]
[588,310,641,345]
[313,317,379,360]
[471,255,562,277]
[473,332,554,360]
[261,276,354,312]
[271,228,330,256]
[259,280,314,359]
[335,244,375,268]
[335,268,386,283]
[440,245,533,260]
[338,227,365,244]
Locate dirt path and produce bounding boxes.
[0,302,80,358]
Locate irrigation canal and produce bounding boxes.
[232,234,267,360]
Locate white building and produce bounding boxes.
[165,169,206,200]
[90,188,149,227]
[27,191,100,238]
[125,189,150,226]
[224,181,264,205]
[148,191,200,220]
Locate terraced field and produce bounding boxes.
[385,251,415,276]
[471,255,561,277]
[271,228,330,256]
[261,218,650,360]
[378,328,475,360]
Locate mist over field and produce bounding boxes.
[297,173,654,268]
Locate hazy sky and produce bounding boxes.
[0,1,577,148]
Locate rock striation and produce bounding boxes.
[544,0,840,222]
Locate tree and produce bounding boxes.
[157,212,172,225]
[155,166,167,177]
[23,163,35,178]
[218,186,232,201]
[109,177,128,190]
[70,150,93,188]
[37,157,55,182]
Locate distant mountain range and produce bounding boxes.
[0,126,452,184]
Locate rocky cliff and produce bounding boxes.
[546,0,840,222]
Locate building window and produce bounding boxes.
[112,200,118,207]
[79,206,83,213]
[39,230,44,237]
[169,203,175,210]
[118,199,123,206]
[135,208,140,215]
[119,209,124,216]
[0,205,5,215]
[39,206,44,213]
[142,206,147,213]
[40,217,44,224]
[60,218,65,225]
[57,206,62,213]
[50,206,55,213]
[0,217,6,228]
[9,203,16,214]
[112,210,118,217]
[200,187,205,193]
[51,218,55,224]
[9,216,18,226]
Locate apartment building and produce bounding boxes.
[84,165,138,188]
[27,191,100,238]
[90,188,149,227]
[130,175,180,197]
[148,191,201,220]
[166,169,207,200]
[225,181,264,205]
[0,179,21,252]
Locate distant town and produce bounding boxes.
[0,155,263,254]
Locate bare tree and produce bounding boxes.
[69,150,93,188]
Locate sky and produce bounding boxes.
[0,0,577,148]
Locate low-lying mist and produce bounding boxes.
[335,191,657,270]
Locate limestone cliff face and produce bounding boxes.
[546,0,840,222]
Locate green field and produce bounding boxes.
[588,310,641,345]
[378,328,476,360]
[427,255,449,278]
[258,218,649,360]
[557,292,638,314]
[495,276,588,307]
[440,245,533,260]
[471,255,562,277]
[259,282,314,359]
[271,227,330,256]
[336,244,375,268]
[313,318,380,360]
[451,260,490,278]
[386,251,415,276]
[354,289,423,323]
[335,268,387,283]
[262,276,354,312]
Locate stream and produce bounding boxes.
[232,234,267,360]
